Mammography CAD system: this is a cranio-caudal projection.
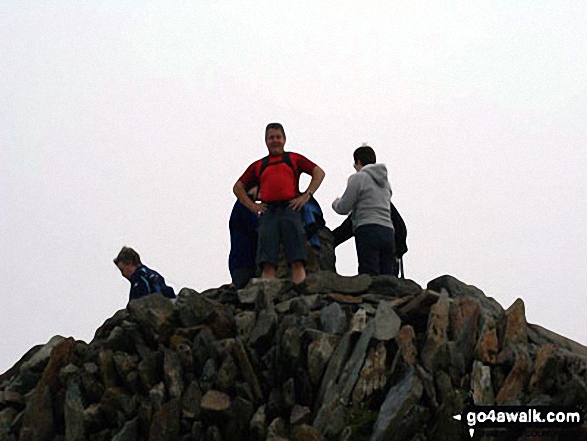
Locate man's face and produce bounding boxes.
[116,262,136,280]
[265,128,286,156]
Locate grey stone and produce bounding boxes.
[289,405,311,425]
[112,417,139,441]
[127,293,175,337]
[250,405,267,440]
[19,335,66,373]
[305,271,372,295]
[371,367,424,441]
[181,380,202,419]
[307,332,340,386]
[216,354,238,392]
[368,275,423,297]
[373,300,401,341]
[471,361,494,405]
[315,332,353,410]
[164,349,183,399]
[201,390,231,414]
[338,319,375,402]
[235,311,257,342]
[420,291,450,371]
[249,310,277,354]
[320,303,347,335]
[233,339,263,402]
[149,398,180,441]
[64,379,85,441]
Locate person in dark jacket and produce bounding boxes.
[113,246,176,303]
[229,188,259,289]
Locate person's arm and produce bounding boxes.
[233,181,266,214]
[289,165,325,211]
[332,174,361,215]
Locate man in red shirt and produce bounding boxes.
[233,123,325,284]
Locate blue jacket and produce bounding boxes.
[129,265,175,302]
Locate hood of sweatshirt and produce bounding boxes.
[361,163,389,187]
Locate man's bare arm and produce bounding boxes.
[289,165,326,211]
[233,181,266,214]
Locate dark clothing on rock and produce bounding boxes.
[229,197,259,288]
[129,265,175,302]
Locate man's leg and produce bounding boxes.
[291,261,306,284]
[281,208,308,283]
[355,225,380,275]
[257,211,280,279]
[262,263,277,279]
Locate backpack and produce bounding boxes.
[142,267,175,299]
[390,201,408,258]
[255,152,298,197]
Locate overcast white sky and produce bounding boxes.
[1,1,586,373]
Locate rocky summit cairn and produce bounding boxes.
[1,273,586,441]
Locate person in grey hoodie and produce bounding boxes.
[332,146,396,275]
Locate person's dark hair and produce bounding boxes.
[353,146,376,166]
[113,246,141,265]
[265,122,286,140]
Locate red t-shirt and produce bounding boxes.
[238,152,317,202]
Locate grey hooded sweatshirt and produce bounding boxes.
[332,163,394,232]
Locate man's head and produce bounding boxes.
[113,246,141,280]
[353,145,376,170]
[265,122,286,156]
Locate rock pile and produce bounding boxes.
[1,272,586,440]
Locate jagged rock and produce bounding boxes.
[19,336,67,375]
[163,349,183,399]
[128,294,175,337]
[352,341,387,403]
[420,291,449,371]
[368,275,423,297]
[503,298,528,346]
[305,271,371,295]
[233,339,263,402]
[201,390,231,414]
[471,361,494,405]
[3,270,587,441]
[397,290,440,332]
[292,424,324,441]
[181,380,202,419]
[149,398,180,441]
[495,351,532,404]
[267,417,287,440]
[350,308,367,333]
[64,377,85,441]
[205,425,222,441]
[450,297,480,369]
[112,417,139,441]
[289,405,311,425]
[427,275,504,323]
[249,310,278,354]
[397,325,418,366]
[371,367,425,441]
[250,405,267,440]
[235,311,256,341]
[474,316,498,364]
[373,300,401,341]
[306,332,339,386]
[319,302,347,335]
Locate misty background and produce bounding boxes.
[1,1,586,373]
